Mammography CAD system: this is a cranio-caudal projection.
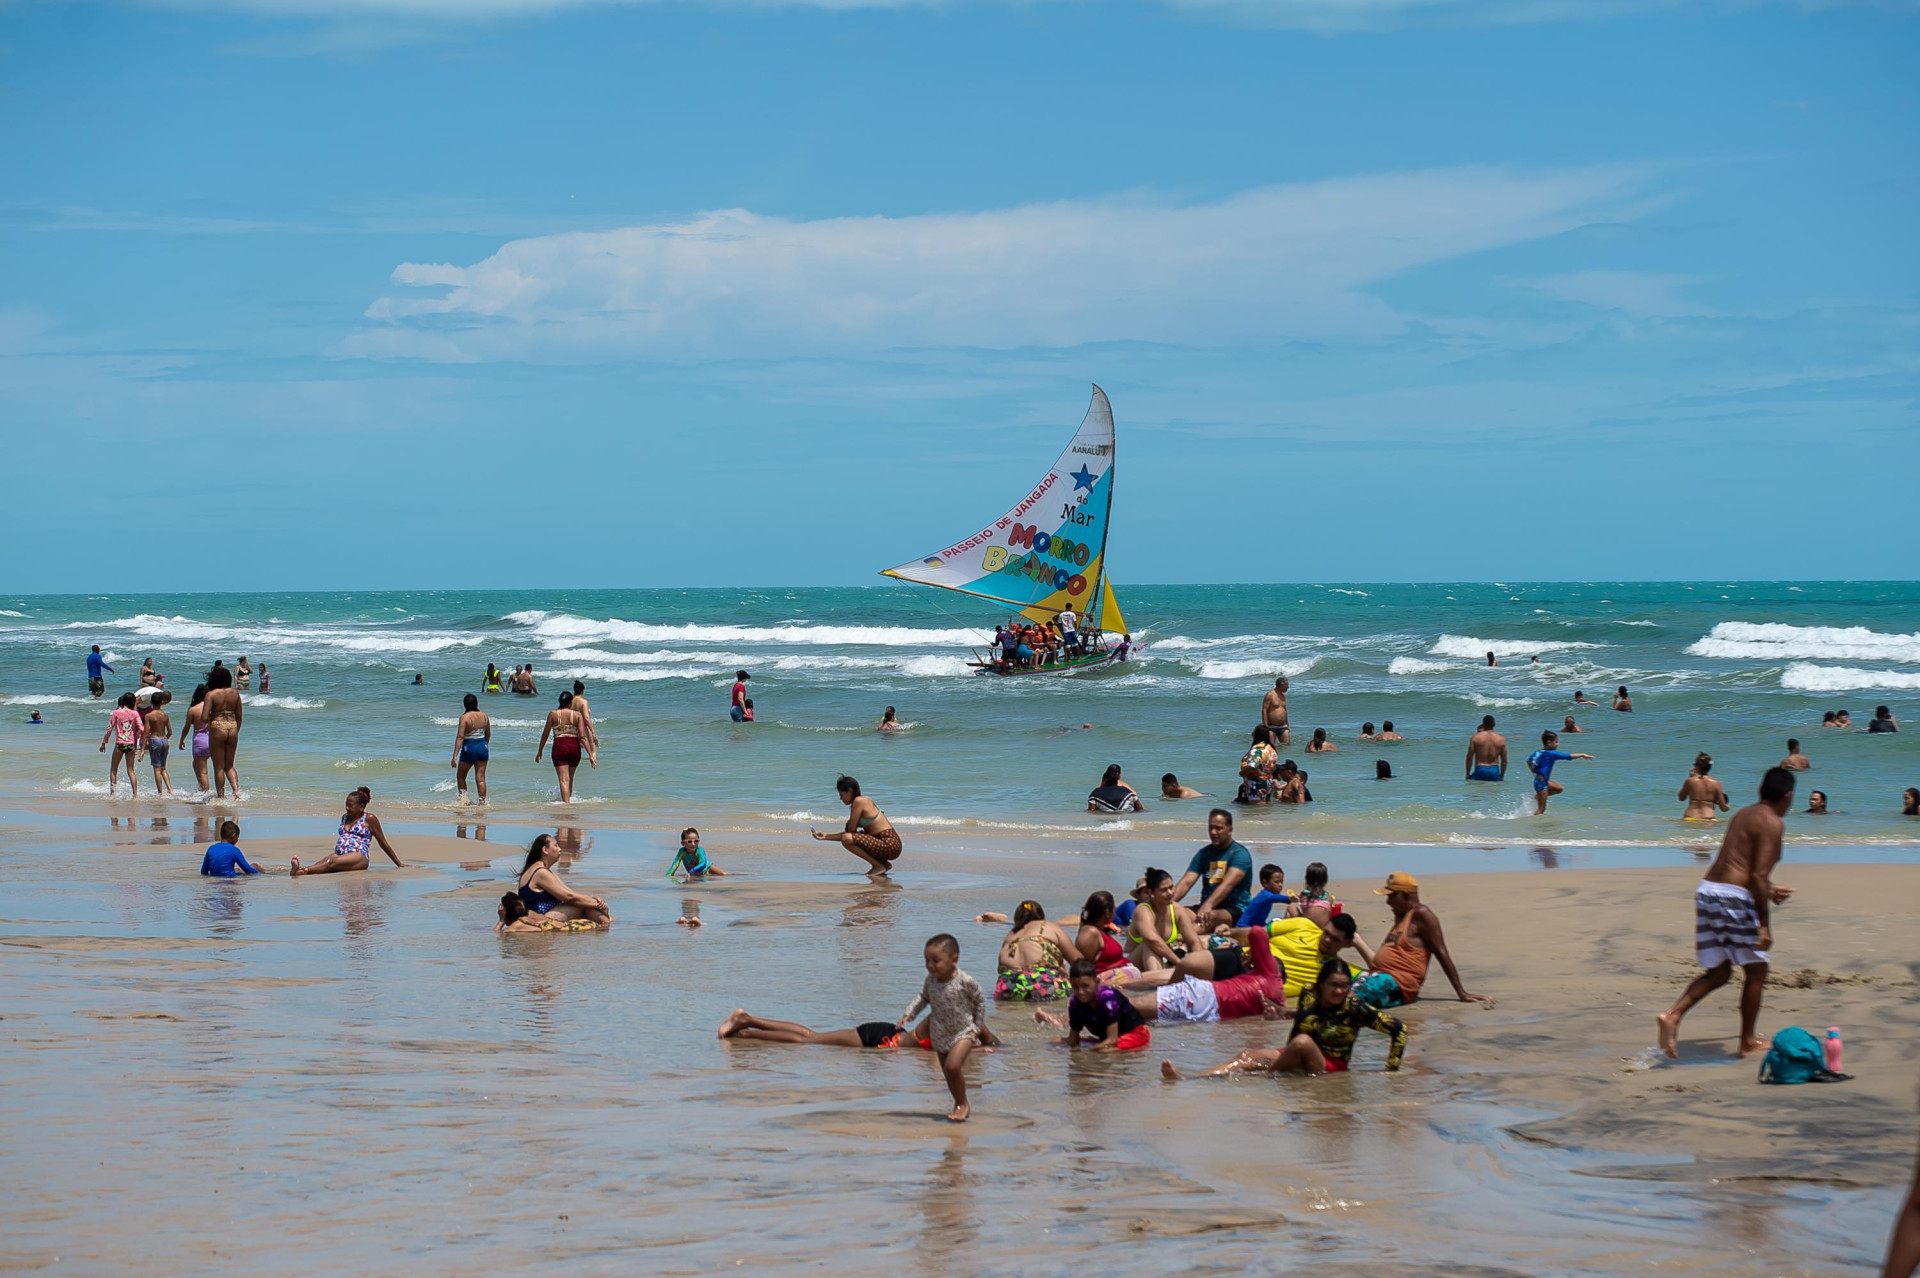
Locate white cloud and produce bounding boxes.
[346,164,1658,361]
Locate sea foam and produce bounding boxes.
[1689,622,1920,664]
[1780,663,1920,692]
[1429,635,1606,659]
[511,611,989,648]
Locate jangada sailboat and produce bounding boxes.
[880,385,1131,676]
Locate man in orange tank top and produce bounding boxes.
[1350,872,1488,1009]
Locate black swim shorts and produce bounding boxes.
[855,1021,902,1048]
[1208,946,1247,981]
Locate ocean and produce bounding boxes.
[2,581,1916,847]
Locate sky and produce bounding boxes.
[1,0,1916,592]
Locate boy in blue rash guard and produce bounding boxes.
[1235,864,1292,928]
[200,820,262,877]
[1527,730,1593,814]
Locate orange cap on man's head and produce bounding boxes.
[1375,872,1420,895]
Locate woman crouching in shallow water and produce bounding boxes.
[516,833,612,925]
[1161,957,1406,1081]
[496,892,602,932]
[811,775,901,876]
[292,787,406,876]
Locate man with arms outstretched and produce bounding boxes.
[1657,767,1797,1059]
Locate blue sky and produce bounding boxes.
[2,0,1916,591]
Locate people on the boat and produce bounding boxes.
[1087,763,1146,813]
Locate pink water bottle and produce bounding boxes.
[1824,1028,1843,1072]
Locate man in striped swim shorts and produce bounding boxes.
[1657,767,1797,1061]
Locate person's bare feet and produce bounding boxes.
[1738,1036,1767,1058]
[718,1009,748,1038]
[1159,1059,1183,1081]
[1656,1011,1681,1058]
[288,857,303,878]
[946,1102,969,1123]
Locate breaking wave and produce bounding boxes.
[1689,622,1920,664]
[1780,664,1920,692]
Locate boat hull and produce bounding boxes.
[970,650,1121,677]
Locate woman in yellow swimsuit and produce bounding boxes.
[1125,868,1197,973]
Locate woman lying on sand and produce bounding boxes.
[292,788,406,876]
[496,893,603,932]
[1160,958,1406,1080]
[516,834,612,925]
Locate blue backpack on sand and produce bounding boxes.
[1757,1027,1847,1084]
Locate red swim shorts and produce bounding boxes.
[1115,1026,1152,1052]
[1321,1055,1349,1073]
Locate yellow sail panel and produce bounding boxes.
[1099,579,1128,635]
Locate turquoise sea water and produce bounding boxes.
[2,582,1916,846]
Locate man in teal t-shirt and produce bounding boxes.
[1174,808,1254,929]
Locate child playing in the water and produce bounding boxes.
[1035,958,1152,1051]
[897,934,991,1122]
[668,827,729,879]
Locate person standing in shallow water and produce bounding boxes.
[1677,752,1729,821]
[730,670,751,722]
[1657,768,1797,1060]
[536,690,594,803]
[1261,676,1290,745]
[452,692,491,804]
[203,665,243,798]
[178,683,212,794]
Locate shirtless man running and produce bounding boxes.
[1261,677,1291,746]
[1465,715,1507,782]
[1657,768,1796,1059]
[1677,753,1730,821]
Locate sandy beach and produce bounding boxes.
[3,801,1914,1275]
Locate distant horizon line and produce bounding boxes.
[6,578,1919,601]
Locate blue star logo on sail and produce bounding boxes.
[1070,465,1097,492]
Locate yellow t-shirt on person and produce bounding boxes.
[1266,916,1357,999]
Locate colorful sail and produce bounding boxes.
[1098,577,1128,636]
[881,386,1116,625]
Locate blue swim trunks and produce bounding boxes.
[1469,765,1503,782]
[1352,971,1406,1009]
[459,739,489,764]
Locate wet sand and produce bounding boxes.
[1,806,1915,1275]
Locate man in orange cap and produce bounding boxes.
[1351,872,1488,1009]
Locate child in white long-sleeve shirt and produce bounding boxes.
[897,933,994,1122]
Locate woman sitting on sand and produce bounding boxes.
[496,892,602,932]
[993,901,1081,1001]
[811,775,901,875]
[1237,726,1280,804]
[1075,891,1142,985]
[1125,868,1198,973]
[516,833,612,925]
[1161,957,1406,1080]
[292,787,407,876]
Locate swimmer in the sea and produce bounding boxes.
[27,710,43,724]
[1160,773,1204,799]
[1678,753,1731,821]
[1805,790,1829,815]
[1902,787,1918,816]
[1574,690,1601,708]
[1562,715,1582,734]
[878,706,901,732]
[717,1009,919,1048]
[1780,739,1811,771]
[1486,651,1497,667]
[1465,715,1507,782]
[1305,728,1336,753]
[669,826,729,879]
[1359,722,1376,741]
[1613,685,1633,712]
[1375,721,1403,742]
